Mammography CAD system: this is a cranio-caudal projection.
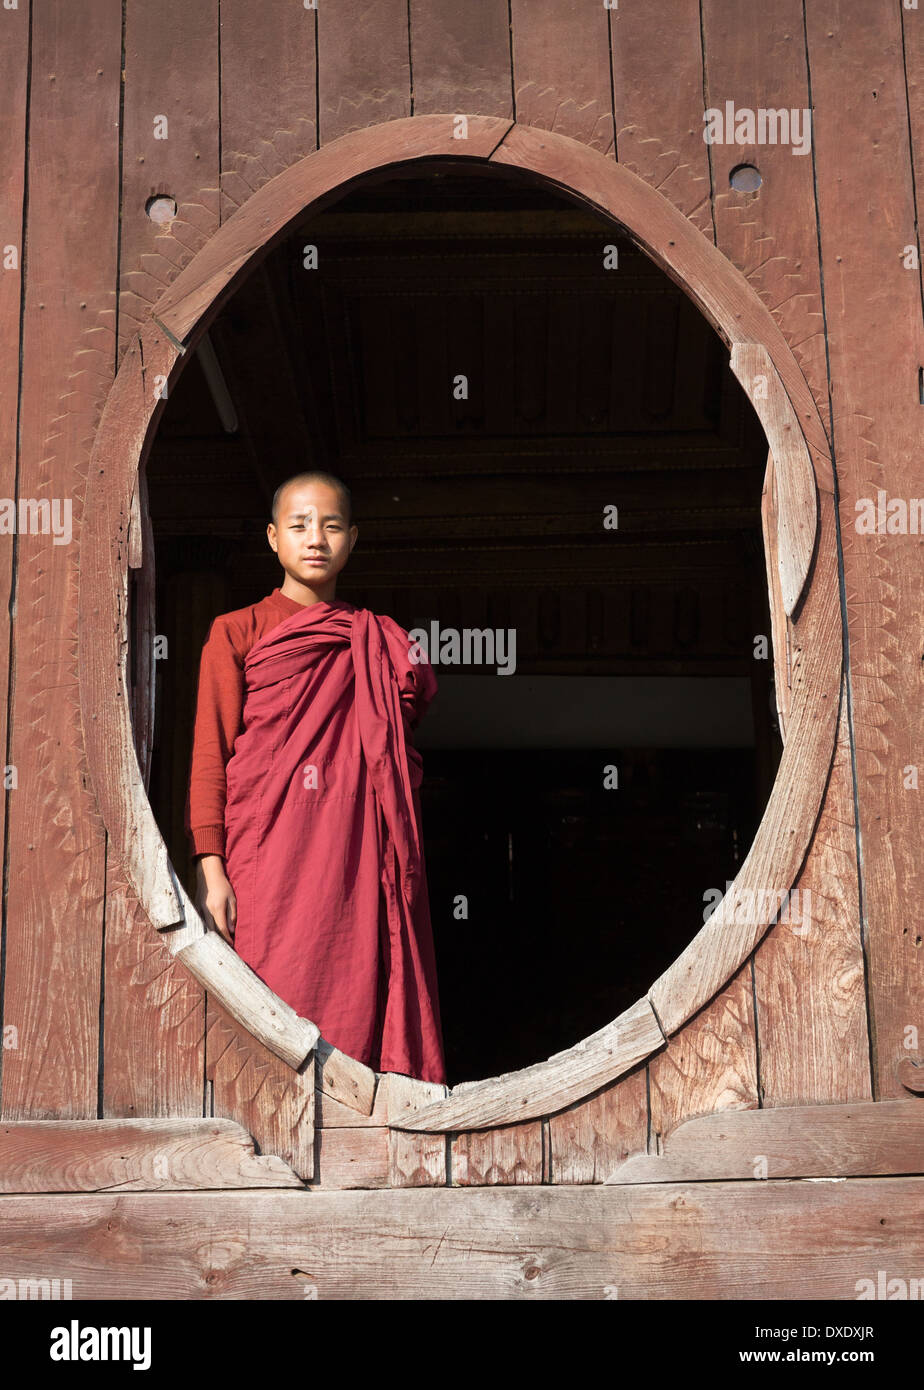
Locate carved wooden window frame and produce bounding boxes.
[79,116,841,1132]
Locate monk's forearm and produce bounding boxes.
[197,853,229,889]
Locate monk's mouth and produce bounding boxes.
[304,557,329,565]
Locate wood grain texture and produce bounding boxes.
[127,463,155,787]
[754,687,872,1107]
[100,872,204,1119]
[310,1127,390,1190]
[0,1182,922,1298]
[392,998,664,1132]
[0,0,29,919]
[317,0,410,145]
[2,0,122,1120]
[0,1118,302,1192]
[648,964,758,1147]
[702,0,830,436]
[610,0,714,237]
[806,3,924,1098]
[390,1129,447,1187]
[761,452,792,740]
[510,0,615,156]
[451,1124,543,1186]
[104,390,204,1118]
[904,0,924,313]
[219,0,318,224]
[205,997,314,1181]
[314,1040,377,1117]
[730,342,817,617]
[609,1100,924,1184]
[80,330,184,933]
[118,0,219,354]
[548,1067,648,1185]
[897,1059,924,1096]
[409,0,512,118]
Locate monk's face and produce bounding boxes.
[267,481,357,590]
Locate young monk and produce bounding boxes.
[185,471,446,1084]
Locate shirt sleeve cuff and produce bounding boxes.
[190,825,226,858]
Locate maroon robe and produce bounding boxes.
[223,598,446,1084]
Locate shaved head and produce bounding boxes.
[271,471,353,527]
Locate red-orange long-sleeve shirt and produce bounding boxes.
[185,587,308,858]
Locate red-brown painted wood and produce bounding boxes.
[754,692,872,1106]
[0,0,29,991]
[317,0,410,146]
[410,0,513,119]
[702,0,831,437]
[805,1,924,1099]
[2,0,122,1119]
[510,0,615,156]
[118,0,220,355]
[610,0,714,239]
[219,0,318,223]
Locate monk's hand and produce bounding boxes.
[195,855,237,944]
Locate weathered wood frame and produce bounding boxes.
[78,115,840,1132]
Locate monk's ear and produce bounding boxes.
[266,522,278,553]
[348,525,358,552]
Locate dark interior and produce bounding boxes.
[139,164,782,1085]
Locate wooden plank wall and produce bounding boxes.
[805,2,924,1101]
[2,0,919,1188]
[2,0,121,1120]
[0,1,29,1088]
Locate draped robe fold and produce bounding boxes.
[223,599,446,1084]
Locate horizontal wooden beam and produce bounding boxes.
[0,1120,302,1192]
[607,1100,924,1185]
[0,1181,921,1297]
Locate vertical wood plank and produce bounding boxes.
[702,0,830,435]
[754,689,871,1106]
[410,0,512,119]
[219,0,318,223]
[0,0,29,949]
[101,0,219,1124]
[206,998,314,1181]
[101,876,205,1119]
[317,0,410,146]
[805,3,924,1099]
[903,1,924,313]
[1,0,122,1120]
[548,1067,648,1184]
[451,1123,543,1186]
[389,1129,447,1187]
[118,0,220,353]
[648,965,758,1145]
[610,0,714,238]
[510,0,614,156]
